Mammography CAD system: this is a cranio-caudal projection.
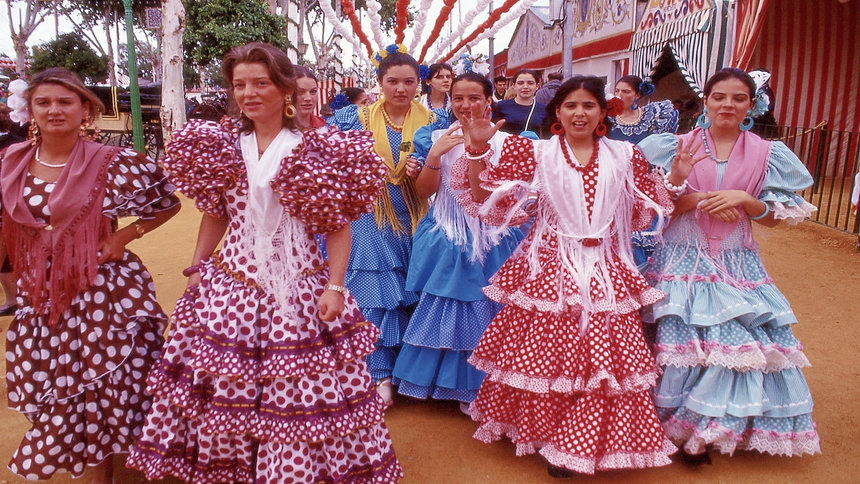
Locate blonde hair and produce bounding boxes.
[26,68,105,120]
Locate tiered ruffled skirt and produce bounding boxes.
[127,256,403,483]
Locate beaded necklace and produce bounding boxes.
[426,93,449,111]
[559,136,599,170]
[701,129,729,163]
[381,105,404,131]
[614,107,643,126]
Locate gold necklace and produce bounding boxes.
[381,106,404,131]
[615,107,643,126]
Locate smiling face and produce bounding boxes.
[230,62,290,124]
[555,87,607,143]
[379,64,420,109]
[295,76,319,119]
[704,77,754,131]
[451,79,492,123]
[614,81,640,110]
[30,83,89,139]
[429,68,453,94]
[514,73,537,102]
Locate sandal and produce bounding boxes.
[0,303,17,316]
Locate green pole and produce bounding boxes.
[122,0,144,151]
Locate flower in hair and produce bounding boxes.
[329,93,350,111]
[639,81,655,96]
[453,53,489,76]
[419,64,431,83]
[751,92,770,118]
[606,97,625,117]
[372,43,410,68]
[6,78,29,124]
[386,44,400,54]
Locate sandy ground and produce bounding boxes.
[1,196,858,484]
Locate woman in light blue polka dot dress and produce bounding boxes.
[639,68,821,464]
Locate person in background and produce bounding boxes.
[609,75,678,144]
[420,62,454,113]
[344,86,369,106]
[0,103,23,316]
[294,66,327,128]
[492,69,546,139]
[534,71,563,106]
[492,75,508,103]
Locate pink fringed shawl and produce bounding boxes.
[1,139,119,324]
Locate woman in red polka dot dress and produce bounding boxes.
[457,76,679,476]
[1,68,180,482]
[126,43,403,483]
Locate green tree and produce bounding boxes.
[184,0,290,69]
[30,32,109,84]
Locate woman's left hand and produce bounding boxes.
[318,289,345,322]
[697,190,753,223]
[97,232,129,263]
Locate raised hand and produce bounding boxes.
[670,135,708,182]
[460,105,505,150]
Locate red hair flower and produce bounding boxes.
[607,97,625,117]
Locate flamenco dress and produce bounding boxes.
[328,103,448,382]
[391,124,524,403]
[126,118,403,483]
[3,146,178,480]
[639,129,821,457]
[458,135,677,473]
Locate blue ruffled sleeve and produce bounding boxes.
[759,141,817,224]
[647,100,679,135]
[328,104,363,131]
[637,132,678,171]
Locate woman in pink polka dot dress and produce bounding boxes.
[457,76,678,477]
[1,68,180,482]
[126,43,403,483]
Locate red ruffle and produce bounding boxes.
[273,127,387,234]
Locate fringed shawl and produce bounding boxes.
[359,99,434,234]
[0,139,118,324]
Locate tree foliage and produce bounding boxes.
[30,32,109,83]
[184,0,290,68]
[354,0,414,33]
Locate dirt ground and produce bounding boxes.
[1,196,858,484]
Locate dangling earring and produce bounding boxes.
[427,84,432,94]
[696,108,711,129]
[739,109,754,131]
[631,99,640,110]
[283,95,297,119]
[550,122,564,136]
[28,118,40,140]
[594,121,608,137]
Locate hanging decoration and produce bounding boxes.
[340,0,376,58]
[318,0,372,69]
[418,0,458,64]
[427,0,494,63]
[452,53,491,77]
[366,0,387,51]
[394,0,410,44]
[442,0,538,63]
[408,0,436,53]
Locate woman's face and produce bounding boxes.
[614,81,640,110]
[451,80,491,122]
[704,77,754,131]
[231,62,289,123]
[379,65,419,109]
[514,74,537,102]
[354,92,369,106]
[295,76,318,120]
[555,88,606,142]
[429,68,453,95]
[30,83,88,139]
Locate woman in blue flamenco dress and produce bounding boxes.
[391,72,525,412]
[639,68,821,464]
[328,45,448,406]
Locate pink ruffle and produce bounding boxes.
[162,117,246,218]
[665,416,821,457]
[540,438,676,474]
[655,340,811,372]
[484,281,665,316]
[273,127,386,234]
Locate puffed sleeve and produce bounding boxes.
[452,135,537,226]
[630,147,673,231]
[103,147,180,219]
[647,99,679,135]
[327,104,363,131]
[410,124,435,164]
[759,141,817,224]
[637,132,678,173]
[272,126,386,234]
[161,118,245,218]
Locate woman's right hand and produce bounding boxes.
[670,135,707,183]
[460,105,505,150]
[427,125,465,160]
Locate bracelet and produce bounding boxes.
[423,163,441,170]
[750,203,770,220]
[133,220,146,239]
[464,143,490,156]
[182,264,202,277]
[324,282,349,297]
[662,172,688,195]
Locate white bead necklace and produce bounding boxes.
[35,147,67,168]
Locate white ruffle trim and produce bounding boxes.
[772,200,817,225]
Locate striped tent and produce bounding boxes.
[630,0,732,97]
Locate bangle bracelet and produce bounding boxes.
[133,220,146,239]
[324,282,349,297]
[465,143,490,155]
[182,264,202,277]
[424,164,441,170]
[662,172,688,194]
[750,203,770,220]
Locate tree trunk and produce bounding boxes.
[160,0,186,143]
[105,9,117,86]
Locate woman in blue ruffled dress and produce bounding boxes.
[328,46,448,406]
[391,73,525,413]
[639,67,821,464]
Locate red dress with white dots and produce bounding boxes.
[126,119,402,483]
[456,135,676,474]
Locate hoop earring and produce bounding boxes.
[550,122,564,136]
[696,109,711,129]
[283,95,297,119]
[27,118,40,140]
[739,110,754,131]
[630,99,640,110]
[594,121,608,137]
[80,116,99,140]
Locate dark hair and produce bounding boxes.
[616,75,644,95]
[494,76,507,83]
[343,87,366,103]
[425,63,452,86]
[293,65,317,82]
[450,72,493,99]
[222,42,297,132]
[377,52,419,80]
[26,67,105,120]
[545,75,610,138]
[512,69,540,84]
[703,67,756,102]
[547,71,564,81]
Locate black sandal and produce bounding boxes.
[546,463,574,478]
[679,450,712,467]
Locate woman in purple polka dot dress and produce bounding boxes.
[126,43,404,483]
[1,68,180,482]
